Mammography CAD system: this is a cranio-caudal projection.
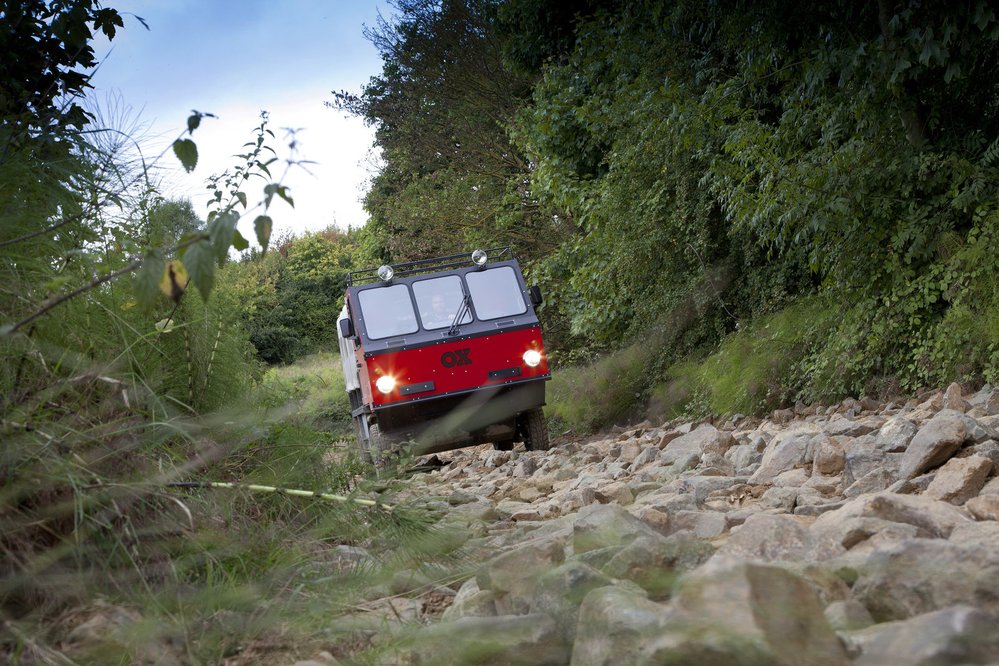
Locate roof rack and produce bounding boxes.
[347,246,513,286]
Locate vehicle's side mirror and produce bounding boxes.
[529,285,543,307]
[339,318,355,338]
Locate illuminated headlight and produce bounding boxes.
[522,349,543,367]
[377,265,394,281]
[375,375,396,394]
[471,249,488,266]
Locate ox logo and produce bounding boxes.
[441,348,472,368]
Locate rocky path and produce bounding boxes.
[312,384,999,665]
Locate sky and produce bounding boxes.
[89,0,389,240]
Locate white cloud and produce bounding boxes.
[89,0,389,241]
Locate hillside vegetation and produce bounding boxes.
[2,0,999,662]
[335,0,999,423]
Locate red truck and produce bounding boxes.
[337,248,551,463]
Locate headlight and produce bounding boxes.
[377,265,394,281]
[471,249,488,266]
[522,349,542,367]
[375,375,396,394]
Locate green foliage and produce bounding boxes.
[546,341,652,433]
[334,0,574,271]
[651,298,839,418]
[222,227,364,364]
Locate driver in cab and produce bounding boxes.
[422,294,454,328]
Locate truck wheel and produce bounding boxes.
[368,423,394,467]
[354,417,372,464]
[519,407,550,451]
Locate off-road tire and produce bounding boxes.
[354,416,373,464]
[369,422,390,463]
[519,407,550,451]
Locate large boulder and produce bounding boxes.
[643,562,850,666]
[572,503,661,554]
[923,454,993,504]
[850,539,999,621]
[811,492,973,539]
[850,605,999,666]
[529,561,614,644]
[570,585,672,666]
[709,513,830,564]
[749,425,827,484]
[601,534,716,599]
[476,536,565,614]
[897,410,968,479]
[660,423,732,465]
[874,416,918,453]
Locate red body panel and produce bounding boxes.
[362,326,548,407]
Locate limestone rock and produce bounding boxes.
[601,534,715,599]
[850,539,999,621]
[898,410,967,479]
[658,562,850,666]
[710,513,825,564]
[570,585,672,666]
[572,502,660,554]
[814,438,845,475]
[874,416,918,453]
[965,494,999,521]
[660,423,726,465]
[476,537,565,614]
[812,492,973,539]
[529,560,614,643]
[441,578,496,620]
[924,454,992,505]
[410,614,569,665]
[749,425,827,484]
[823,600,874,632]
[850,605,999,666]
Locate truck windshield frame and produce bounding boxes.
[465,266,528,320]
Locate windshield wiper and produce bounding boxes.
[447,294,471,336]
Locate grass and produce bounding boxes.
[546,297,841,431]
[546,341,653,434]
[0,338,463,664]
[651,297,839,418]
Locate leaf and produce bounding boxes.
[235,191,247,209]
[208,211,238,266]
[263,183,294,208]
[231,230,250,252]
[173,138,198,173]
[183,239,216,300]
[135,250,166,307]
[155,318,175,333]
[177,231,208,259]
[159,260,188,304]
[254,215,273,253]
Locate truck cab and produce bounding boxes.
[337,248,551,462]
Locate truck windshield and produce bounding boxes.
[357,284,419,339]
[413,275,472,330]
[465,266,527,320]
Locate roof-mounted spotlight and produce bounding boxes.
[377,265,395,282]
[471,249,488,267]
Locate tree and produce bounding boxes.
[330,0,570,264]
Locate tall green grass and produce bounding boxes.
[0,286,448,665]
[651,297,838,418]
[546,297,840,431]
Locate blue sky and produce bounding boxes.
[90,0,389,238]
